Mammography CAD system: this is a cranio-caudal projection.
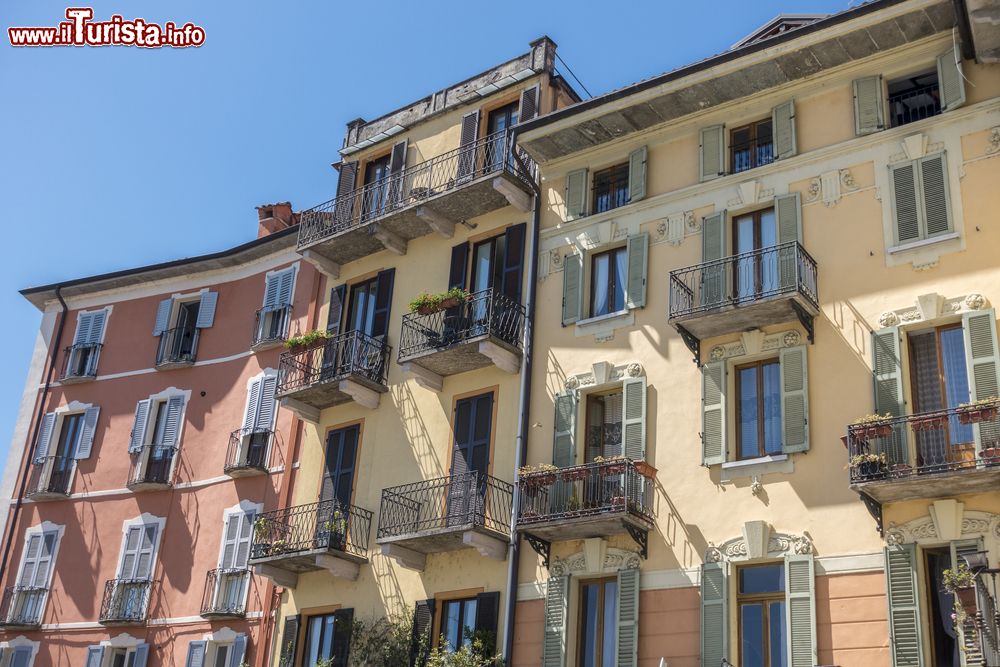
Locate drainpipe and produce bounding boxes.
[0,287,68,580]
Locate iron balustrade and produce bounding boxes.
[99,578,152,624]
[249,499,372,561]
[254,305,291,347]
[26,456,74,497]
[0,586,46,627]
[398,288,525,361]
[377,472,512,540]
[889,81,941,127]
[972,569,1000,666]
[155,326,199,366]
[592,167,630,215]
[277,330,389,394]
[60,343,102,380]
[668,241,818,320]
[517,459,655,525]
[200,568,249,617]
[731,137,775,174]
[128,446,177,488]
[225,428,273,473]
[297,129,534,248]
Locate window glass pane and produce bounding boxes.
[463,599,478,647]
[739,366,760,458]
[579,584,599,667]
[739,564,785,594]
[444,601,461,651]
[769,601,787,667]
[940,327,974,443]
[321,615,335,659]
[740,603,765,667]
[473,242,493,293]
[213,645,229,667]
[603,580,618,667]
[612,248,628,312]
[762,361,782,455]
[592,254,610,317]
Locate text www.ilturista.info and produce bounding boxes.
[8,8,205,48]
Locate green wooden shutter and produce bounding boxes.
[701,562,728,667]
[919,153,951,238]
[853,75,885,136]
[699,125,725,182]
[772,99,797,159]
[542,574,569,667]
[890,161,921,244]
[622,377,647,461]
[519,85,540,122]
[872,327,908,466]
[775,192,802,291]
[785,554,817,667]
[456,111,480,182]
[701,211,726,309]
[963,308,1000,455]
[936,47,966,112]
[561,253,583,326]
[628,146,647,202]
[624,233,649,309]
[552,393,577,468]
[702,361,727,465]
[885,544,924,667]
[616,568,640,667]
[474,591,501,645]
[565,168,588,219]
[332,608,354,666]
[780,345,810,454]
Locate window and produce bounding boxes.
[889,152,951,246]
[210,644,229,667]
[585,390,623,462]
[738,563,787,667]
[887,70,941,128]
[256,267,296,346]
[732,208,778,302]
[2,646,34,667]
[485,102,519,171]
[591,163,630,215]
[362,154,392,219]
[64,309,107,379]
[107,648,137,667]
[589,247,628,318]
[346,277,378,337]
[128,394,185,487]
[577,578,618,667]
[440,597,478,651]
[303,611,352,666]
[321,424,359,510]
[736,360,783,460]
[10,530,57,626]
[731,118,774,174]
[562,234,648,327]
[30,407,99,497]
[153,292,217,366]
[329,269,394,341]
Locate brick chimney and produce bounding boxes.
[255,202,297,238]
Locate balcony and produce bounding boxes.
[25,456,73,501]
[970,565,1000,666]
[846,400,1000,505]
[376,472,512,572]
[127,446,176,492]
[667,241,819,356]
[60,343,101,383]
[249,499,372,588]
[224,428,273,478]
[155,326,199,369]
[200,568,249,619]
[0,586,46,629]
[99,578,152,625]
[296,129,533,269]
[276,330,389,419]
[398,289,525,390]
[253,305,291,351]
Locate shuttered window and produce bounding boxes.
[699,125,725,181]
[627,146,647,203]
[264,267,297,310]
[519,85,539,123]
[73,309,108,347]
[702,361,727,465]
[184,640,208,667]
[409,600,435,667]
[963,308,1000,453]
[17,531,57,590]
[701,562,728,667]
[219,511,254,570]
[616,568,640,667]
[853,75,885,135]
[118,523,158,580]
[785,554,817,667]
[243,374,278,433]
[889,153,952,246]
[561,253,584,326]
[542,575,569,666]
[8,647,33,667]
[885,544,924,667]
[565,169,588,220]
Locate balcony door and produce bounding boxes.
[49,413,83,493]
[113,524,157,618]
[362,154,392,220]
[733,209,778,303]
[448,393,494,526]
[13,532,55,624]
[217,511,254,612]
[172,300,201,360]
[485,102,518,172]
[320,425,359,546]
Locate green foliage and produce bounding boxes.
[848,452,887,467]
[942,562,975,592]
[285,329,330,350]
[349,614,415,666]
[425,633,501,667]
[408,288,471,314]
[850,413,893,426]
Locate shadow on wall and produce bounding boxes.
[58,497,104,619]
[390,381,442,480]
[370,552,407,621]
[143,485,198,615]
[651,475,709,571]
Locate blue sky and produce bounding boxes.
[0,0,850,469]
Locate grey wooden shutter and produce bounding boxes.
[772,99,797,159]
[699,125,725,181]
[622,377,647,461]
[409,599,435,667]
[161,396,186,448]
[370,268,395,340]
[519,85,539,122]
[457,111,480,181]
[279,614,300,667]
[936,47,966,112]
[872,327,907,465]
[75,406,101,459]
[552,392,577,468]
[256,375,278,431]
[327,284,347,335]
[153,298,173,336]
[775,192,802,291]
[501,223,527,302]
[34,412,56,459]
[18,531,55,589]
[277,268,296,307]
[784,554,817,667]
[885,544,924,667]
[561,253,583,326]
[184,640,208,667]
[780,345,810,454]
[624,233,649,309]
[700,561,728,667]
[853,75,885,136]
[75,310,107,346]
[542,575,569,667]
[128,400,151,453]
[702,361,727,465]
[133,643,150,667]
[196,291,218,328]
[565,168,588,219]
[474,591,501,645]
[701,211,726,308]
[9,647,33,667]
[85,646,105,667]
[919,153,951,238]
[332,609,354,666]
[243,378,262,432]
[963,308,1000,454]
[263,273,281,309]
[449,242,470,291]
[227,634,247,667]
[890,161,921,244]
[628,146,647,203]
[616,568,640,667]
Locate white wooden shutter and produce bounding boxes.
[616,568,640,667]
[919,153,951,238]
[885,544,924,667]
[220,511,254,569]
[872,326,908,466]
[34,412,56,460]
[936,47,966,112]
[184,641,207,667]
[128,400,151,453]
[242,378,262,432]
[119,526,143,578]
[255,375,278,431]
[565,168,588,219]
[628,146,647,202]
[228,635,248,667]
[772,99,797,159]
[700,561,728,667]
[561,253,583,326]
[780,346,810,453]
[153,298,173,336]
[890,161,921,244]
[196,291,218,328]
[133,643,150,667]
[785,553,817,667]
[702,361,727,465]
[622,377,647,461]
[542,575,569,667]
[853,75,885,136]
[159,396,186,448]
[963,308,1000,454]
[699,125,725,181]
[624,233,649,309]
[85,646,105,667]
[75,406,100,460]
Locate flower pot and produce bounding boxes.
[415,304,439,316]
[560,468,589,482]
[912,415,948,432]
[855,461,886,479]
[633,461,657,480]
[521,473,556,488]
[981,447,1000,465]
[955,586,978,616]
[439,297,461,310]
[599,462,626,476]
[959,407,998,425]
[860,424,893,439]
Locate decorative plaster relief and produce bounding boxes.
[727,179,775,209]
[877,292,987,329]
[707,329,801,362]
[805,169,860,207]
[885,510,1000,546]
[705,522,813,563]
[987,127,1000,156]
[563,361,644,392]
[551,546,642,576]
[656,211,695,246]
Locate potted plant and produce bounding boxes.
[595,455,626,476]
[957,398,999,424]
[981,446,1000,465]
[942,562,978,616]
[408,288,470,316]
[284,329,330,352]
[849,452,888,479]
[518,464,557,488]
[850,414,895,440]
[559,466,589,482]
[633,461,657,480]
[912,413,948,432]
[317,509,347,550]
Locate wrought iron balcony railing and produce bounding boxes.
[297,129,533,249]
[0,586,46,628]
[889,81,941,128]
[60,343,102,380]
[155,326,199,367]
[127,446,177,489]
[200,568,249,618]
[225,428,273,475]
[377,472,512,540]
[99,578,152,625]
[26,456,74,499]
[731,137,775,174]
[249,499,372,562]
[253,305,291,348]
[398,288,525,361]
[277,330,389,395]
[971,568,1000,666]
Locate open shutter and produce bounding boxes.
[702,361,727,465]
[128,400,151,453]
[449,242,469,291]
[519,85,540,123]
[624,233,649,309]
[785,554,817,667]
[885,544,924,667]
[772,99,797,159]
[616,568,640,667]
[628,146,647,203]
[256,375,278,431]
[332,608,354,666]
[334,161,358,225]
[85,646,105,667]
[456,111,480,181]
[327,284,347,335]
[542,575,569,667]
[160,395,186,448]
[243,378,262,432]
[561,253,583,326]
[701,211,726,309]
[552,393,577,468]
[133,643,150,667]
[701,561,728,667]
[890,161,921,244]
[919,153,951,238]
[73,312,94,347]
[389,139,407,174]
[936,47,966,112]
[622,377,647,461]
[10,647,33,667]
[963,308,1000,455]
[853,75,885,135]
[277,269,296,307]
[474,591,501,646]
[409,599,435,667]
[184,640,208,667]
[501,222,527,302]
[227,634,247,667]
[951,539,984,660]
[153,298,173,336]
[196,291,218,328]
[699,125,725,181]
[34,412,56,460]
[780,346,810,454]
[75,405,101,459]
[370,268,395,340]
[263,273,281,310]
[564,168,588,220]
[278,614,300,667]
[775,192,802,291]
[872,327,908,466]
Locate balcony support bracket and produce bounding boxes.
[339,379,381,410]
[254,564,299,589]
[301,249,341,279]
[279,397,320,424]
[370,224,408,256]
[414,206,455,239]
[479,340,521,374]
[675,324,701,366]
[624,523,649,560]
[858,491,884,536]
[790,301,815,344]
[315,554,360,581]
[492,176,532,212]
[401,362,443,392]
[463,530,507,561]
[524,534,551,569]
[380,543,426,572]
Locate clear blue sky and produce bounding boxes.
[0,0,850,469]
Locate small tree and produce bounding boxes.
[349,614,415,666]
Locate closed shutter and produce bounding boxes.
[780,346,810,453]
[9,647,33,667]
[622,377,647,461]
[872,327,907,466]
[34,412,56,460]
[457,111,480,181]
[853,75,885,135]
[133,643,150,667]
[75,310,108,346]
[184,640,208,667]
[701,561,728,667]
[332,608,354,667]
[702,361,727,465]
[772,99,797,159]
[542,575,569,667]
[160,396,186,448]
[448,242,470,291]
[785,554,817,667]
[564,168,588,220]
[775,193,801,291]
[221,511,254,570]
[552,393,577,468]
[699,125,725,181]
[409,599,435,667]
[890,162,920,244]
[196,291,218,328]
[370,268,395,340]
[119,524,157,580]
[616,568,640,667]
[17,531,56,588]
[701,211,726,308]
[501,223,527,302]
[624,233,649,309]
[128,400,151,453]
[963,308,1000,454]
[227,635,247,667]
[334,162,359,225]
[919,153,951,238]
[327,284,347,334]
[561,253,583,326]
[153,298,173,336]
[628,146,647,203]
[474,591,501,647]
[278,614,300,667]
[519,85,539,123]
[85,646,105,667]
[936,47,966,112]
[885,544,924,667]
[75,406,101,459]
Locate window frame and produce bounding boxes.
[576,575,618,667]
[905,322,974,452]
[588,246,628,319]
[735,562,787,667]
[345,275,380,337]
[584,389,624,463]
[113,514,165,583]
[438,596,479,652]
[729,117,774,174]
[886,68,941,129]
[734,358,782,461]
[590,162,630,215]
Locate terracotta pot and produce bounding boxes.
[438,297,461,310]
[521,473,556,488]
[633,461,658,479]
[415,304,439,316]
[955,586,979,616]
[959,407,998,425]
[912,416,947,432]
[981,447,1000,465]
[560,469,589,482]
[599,462,626,476]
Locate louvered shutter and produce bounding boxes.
[624,233,649,309]
[936,47,966,112]
[775,193,801,291]
[227,634,247,667]
[700,562,728,667]
[332,608,354,666]
[622,377,647,461]
[85,646,105,667]
[389,139,407,174]
[449,242,470,291]
[519,85,539,122]
[18,532,55,588]
[474,591,501,642]
[128,400,151,453]
[371,268,395,340]
[872,327,908,465]
[702,361,727,465]
[263,272,281,310]
[278,614,300,667]
[34,412,56,460]
[552,393,577,468]
[334,162,358,225]
[457,111,480,181]
[890,162,920,244]
[75,406,100,459]
[785,554,817,667]
[701,211,726,309]
[133,643,150,667]
[160,395,186,448]
[153,298,173,336]
[9,647,33,667]
[327,284,347,335]
[963,309,1000,455]
[220,512,254,570]
[75,310,108,346]
[243,378,262,432]
[951,539,984,660]
[501,223,527,302]
[184,640,208,667]
[772,99,797,159]
[277,269,296,307]
[256,375,278,431]
[919,153,951,237]
[122,524,157,580]
[409,599,435,667]
[542,575,569,667]
[616,568,640,667]
[561,253,583,326]
[119,526,142,578]
[196,291,218,328]
[853,75,885,136]
[564,168,588,220]
[628,146,647,203]
[885,544,924,667]
[780,346,810,453]
[699,125,725,181]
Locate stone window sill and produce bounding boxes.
[887,231,959,255]
[574,309,635,341]
[720,454,793,481]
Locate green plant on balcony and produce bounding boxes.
[942,562,978,616]
[957,397,1000,424]
[409,288,470,316]
[253,516,275,541]
[426,630,501,666]
[848,452,888,479]
[850,413,894,440]
[517,463,557,487]
[284,329,330,351]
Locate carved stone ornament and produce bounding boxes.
[564,361,644,391]
[626,363,642,378]
[806,169,859,207]
[710,346,726,361]
[987,127,1000,156]
[965,292,986,311]
[550,250,563,268]
[782,331,801,347]
[709,329,803,361]
[884,510,1000,546]
[706,525,813,563]
[878,311,900,328]
[878,292,987,329]
[550,547,641,576]
[564,376,580,391]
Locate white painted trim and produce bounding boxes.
[0,635,40,667]
[101,632,143,648]
[47,349,257,387]
[114,514,166,581]
[15,471,250,504]
[886,231,960,254]
[36,612,262,630]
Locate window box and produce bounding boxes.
[559,467,590,482]
[982,447,1000,465]
[911,414,948,432]
[957,404,999,425]
[632,461,657,480]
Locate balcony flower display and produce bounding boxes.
[283,329,329,352]
[408,288,470,316]
[849,413,894,441]
[956,397,999,424]
[517,463,557,487]
[849,452,888,479]
[911,413,949,432]
[942,562,978,616]
[594,455,626,476]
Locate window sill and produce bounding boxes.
[887,232,959,255]
[574,309,635,342]
[720,454,793,481]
